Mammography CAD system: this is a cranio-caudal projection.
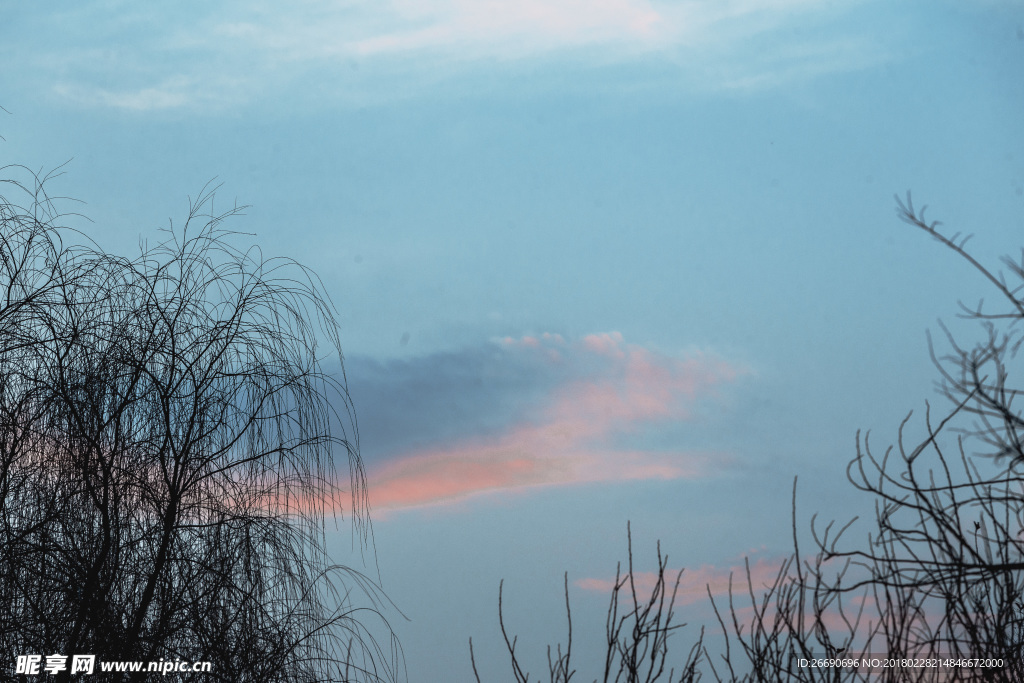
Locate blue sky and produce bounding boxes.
[3,1,1024,679]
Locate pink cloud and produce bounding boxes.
[581,331,625,357]
[576,554,786,606]
[576,553,886,654]
[576,552,922,659]
[575,552,965,670]
[366,332,745,512]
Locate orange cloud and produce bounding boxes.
[366,332,744,512]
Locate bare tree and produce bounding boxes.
[704,481,879,683]
[708,195,1024,682]
[0,166,402,682]
[470,523,705,683]
[478,194,1024,682]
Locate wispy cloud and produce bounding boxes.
[358,332,745,512]
[577,551,891,648]
[53,77,199,112]
[338,0,667,59]
[576,552,786,606]
[214,0,864,63]
[11,0,888,111]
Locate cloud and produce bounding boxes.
[575,550,877,644]
[224,0,884,92]
[575,550,929,659]
[12,0,887,111]
[217,0,863,64]
[576,552,786,606]
[357,332,745,512]
[343,0,670,59]
[53,77,200,112]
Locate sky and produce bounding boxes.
[3,1,1024,680]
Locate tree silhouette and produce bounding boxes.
[0,165,402,682]
[470,523,704,683]
[477,195,1024,681]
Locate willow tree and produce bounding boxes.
[0,166,401,682]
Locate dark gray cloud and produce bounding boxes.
[344,336,577,462]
